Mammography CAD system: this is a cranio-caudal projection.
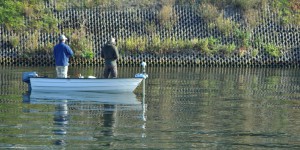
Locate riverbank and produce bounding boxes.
[0,1,299,67]
[1,52,299,67]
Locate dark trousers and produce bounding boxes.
[104,65,117,78]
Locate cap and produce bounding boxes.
[59,35,68,41]
[110,37,116,43]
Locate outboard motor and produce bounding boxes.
[22,72,38,91]
[22,72,38,83]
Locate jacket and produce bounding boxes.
[101,42,119,66]
[53,42,74,66]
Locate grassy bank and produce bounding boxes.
[0,0,299,60]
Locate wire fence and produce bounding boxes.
[0,5,299,67]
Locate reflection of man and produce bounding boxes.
[101,37,119,78]
[102,104,116,136]
[53,101,68,145]
[53,35,74,78]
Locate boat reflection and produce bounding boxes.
[22,91,147,147]
[24,91,141,105]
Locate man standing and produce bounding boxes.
[53,34,74,78]
[101,37,119,78]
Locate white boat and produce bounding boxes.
[23,62,148,93]
[30,77,144,93]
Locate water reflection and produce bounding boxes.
[4,66,300,149]
[101,104,116,137]
[22,89,147,148]
[53,100,68,146]
[27,91,141,105]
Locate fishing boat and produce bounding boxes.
[23,62,148,93]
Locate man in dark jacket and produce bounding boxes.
[101,37,119,78]
[53,34,74,78]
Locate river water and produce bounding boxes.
[0,66,300,149]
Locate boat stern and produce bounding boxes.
[22,72,38,91]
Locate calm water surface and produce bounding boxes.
[1,66,300,149]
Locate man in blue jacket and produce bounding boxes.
[53,35,74,78]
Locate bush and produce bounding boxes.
[197,38,208,53]
[161,38,177,53]
[226,43,236,54]
[40,42,53,55]
[215,15,235,36]
[67,27,94,59]
[149,34,161,53]
[124,36,136,52]
[198,3,219,22]
[8,35,20,48]
[251,48,259,57]
[158,4,177,29]
[234,29,251,48]
[176,39,187,51]
[243,8,260,28]
[263,43,281,57]
[271,0,300,26]
[0,1,25,31]
[135,36,147,52]
[24,31,39,53]
[230,0,261,11]
[118,35,148,53]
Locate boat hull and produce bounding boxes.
[29,77,144,93]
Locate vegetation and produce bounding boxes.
[0,0,298,59]
[263,43,282,57]
[118,35,239,56]
[158,4,177,30]
[0,1,25,31]
[66,27,94,59]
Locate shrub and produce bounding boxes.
[158,4,177,29]
[198,39,207,53]
[8,35,20,48]
[42,42,54,54]
[41,14,59,33]
[234,29,251,48]
[0,1,25,31]
[271,0,300,26]
[161,38,176,53]
[230,0,261,11]
[118,35,148,53]
[124,36,136,52]
[243,8,260,28]
[145,22,156,34]
[215,15,235,36]
[208,36,219,48]
[198,3,219,22]
[149,34,161,53]
[198,37,216,55]
[176,39,187,51]
[214,42,236,56]
[190,38,200,50]
[263,43,281,57]
[24,31,39,53]
[135,36,147,52]
[226,43,236,54]
[251,48,259,57]
[67,27,94,59]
